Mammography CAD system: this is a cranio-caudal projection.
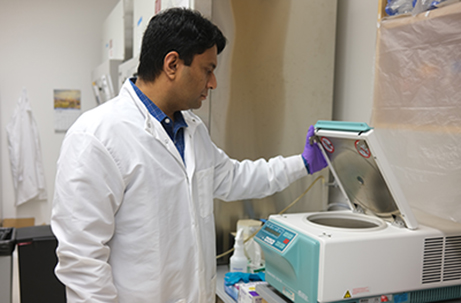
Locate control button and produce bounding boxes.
[275,242,286,250]
[283,232,294,239]
[264,237,275,245]
[381,295,389,302]
[283,238,290,244]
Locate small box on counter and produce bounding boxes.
[238,281,268,303]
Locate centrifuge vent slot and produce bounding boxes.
[422,237,443,284]
[410,285,461,303]
[443,236,461,282]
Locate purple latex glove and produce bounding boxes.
[302,125,328,174]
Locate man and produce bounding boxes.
[51,8,327,303]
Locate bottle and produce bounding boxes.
[249,241,263,273]
[229,228,248,273]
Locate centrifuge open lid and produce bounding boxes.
[313,121,418,230]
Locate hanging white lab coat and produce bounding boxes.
[51,79,307,303]
[6,88,47,206]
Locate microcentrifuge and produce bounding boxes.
[255,121,461,303]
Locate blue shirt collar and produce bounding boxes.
[129,77,188,130]
[130,78,187,162]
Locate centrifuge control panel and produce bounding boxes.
[255,221,297,253]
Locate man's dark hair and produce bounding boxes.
[137,8,227,82]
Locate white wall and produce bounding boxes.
[333,0,379,123]
[0,0,118,225]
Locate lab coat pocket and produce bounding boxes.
[196,167,214,218]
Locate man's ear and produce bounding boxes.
[164,51,181,80]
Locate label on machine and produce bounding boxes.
[255,221,297,253]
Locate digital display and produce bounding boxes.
[265,226,280,237]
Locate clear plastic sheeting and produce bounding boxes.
[385,0,454,16]
[372,2,461,223]
[412,0,453,15]
[385,0,416,16]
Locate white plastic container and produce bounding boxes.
[229,228,248,273]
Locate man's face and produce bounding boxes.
[175,45,218,111]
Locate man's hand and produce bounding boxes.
[302,125,328,174]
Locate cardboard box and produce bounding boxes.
[2,217,35,228]
[238,281,268,303]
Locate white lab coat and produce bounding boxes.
[6,88,47,206]
[51,79,307,303]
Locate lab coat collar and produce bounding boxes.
[182,111,199,136]
[120,79,154,134]
[182,112,200,177]
[121,79,200,136]
[119,80,182,167]
[120,79,200,174]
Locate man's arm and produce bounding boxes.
[51,132,125,303]
[209,125,327,201]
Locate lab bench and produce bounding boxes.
[216,265,461,303]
